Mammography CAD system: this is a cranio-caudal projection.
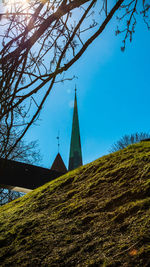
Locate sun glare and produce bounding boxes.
[4,0,29,9]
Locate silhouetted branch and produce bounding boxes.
[0,0,149,157]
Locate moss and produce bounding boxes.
[0,142,150,266]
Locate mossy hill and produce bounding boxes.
[0,142,150,267]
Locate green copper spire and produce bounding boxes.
[68,87,83,171]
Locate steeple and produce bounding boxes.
[51,153,67,174]
[51,133,67,174]
[68,87,83,171]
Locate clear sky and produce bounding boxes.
[23,11,150,169]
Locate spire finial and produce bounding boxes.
[75,85,77,93]
[56,131,60,153]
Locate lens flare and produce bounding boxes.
[4,0,29,9]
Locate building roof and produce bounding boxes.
[68,89,83,171]
[0,158,63,192]
[51,153,67,173]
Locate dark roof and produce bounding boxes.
[51,153,67,173]
[0,158,63,191]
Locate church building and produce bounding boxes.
[0,87,83,193]
[51,87,83,173]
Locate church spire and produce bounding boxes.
[68,87,83,171]
[51,132,67,174]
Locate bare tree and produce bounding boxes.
[0,129,41,206]
[110,132,150,152]
[0,188,24,206]
[0,0,149,157]
[0,125,41,163]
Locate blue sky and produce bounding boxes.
[23,11,150,169]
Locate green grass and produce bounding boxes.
[0,142,150,266]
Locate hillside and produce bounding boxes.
[0,142,150,266]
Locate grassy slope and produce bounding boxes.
[0,142,150,267]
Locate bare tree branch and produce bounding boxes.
[0,0,149,158]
